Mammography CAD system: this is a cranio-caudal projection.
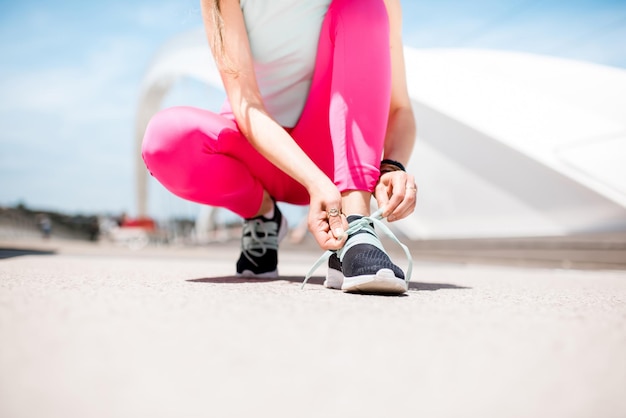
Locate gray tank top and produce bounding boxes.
[240,0,332,127]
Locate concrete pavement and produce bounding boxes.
[1,238,625,418]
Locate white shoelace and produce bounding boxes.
[241,218,280,267]
[301,208,413,289]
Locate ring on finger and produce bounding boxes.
[328,208,340,217]
[406,185,417,191]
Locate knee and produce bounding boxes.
[141,107,186,172]
[142,108,178,157]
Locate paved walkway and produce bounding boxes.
[1,238,625,418]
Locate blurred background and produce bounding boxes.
[1,0,625,259]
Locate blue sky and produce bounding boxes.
[1,0,625,219]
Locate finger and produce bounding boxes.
[388,180,418,222]
[384,173,409,217]
[309,211,346,250]
[317,228,346,250]
[315,230,344,250]
[375,182,391,216]
[309,218,334,250]
[388,194,416,221]
[328,213,348,240]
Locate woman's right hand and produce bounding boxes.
[307,179,349,250]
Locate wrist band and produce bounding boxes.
[380,159,406,173]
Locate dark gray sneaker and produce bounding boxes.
[302,208,412,294]
[337,215,407,294]
[236,202,288,278]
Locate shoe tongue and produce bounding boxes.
[345,215,375,244]
[347,214,374,229]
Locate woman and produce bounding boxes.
[142,0,417,294]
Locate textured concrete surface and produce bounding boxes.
[1,238,625,418]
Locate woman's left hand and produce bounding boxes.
[374,170,418,222]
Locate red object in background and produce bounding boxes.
[121,217,156,231]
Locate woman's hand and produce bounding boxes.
[374,170,417,222]
[306,180,349,250]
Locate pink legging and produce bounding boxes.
[142,0,391,219]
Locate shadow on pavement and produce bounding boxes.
[188,276,470,292]
[0,247,57,260]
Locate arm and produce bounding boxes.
[376,0,418,222]
[200,0,347,249]
[383,0,416,166]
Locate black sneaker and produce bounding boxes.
[236,202,288,278]
[338,215,407,294]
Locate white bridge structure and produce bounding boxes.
[136,29,626,239]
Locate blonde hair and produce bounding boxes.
[207,0,238,74]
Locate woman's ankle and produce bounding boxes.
[253,190,274,218]
[341,190,371,217]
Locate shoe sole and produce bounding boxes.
[237,269,278,279]
[324,268,344,290]
[341,268,408,294]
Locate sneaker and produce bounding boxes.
[302,208,412,294]
[236,201,288,278]
[337,215,407,294]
